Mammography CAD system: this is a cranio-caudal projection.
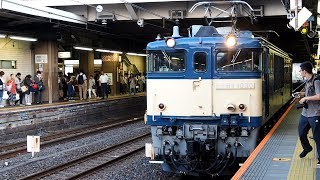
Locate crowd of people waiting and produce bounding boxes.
[0,69,147,107]
[58,71,146,101]
[0,71,44,107]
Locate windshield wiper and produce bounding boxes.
[161,50,172,69]
[231,49,241,63]
[161,50,170,62]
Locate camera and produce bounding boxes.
[292,92,300,98]
[297,102,308,109]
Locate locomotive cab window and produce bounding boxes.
[194,52,207,72]
[147,50,185,72]
[216,49,262,72]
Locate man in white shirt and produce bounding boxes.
[99,71,109,99]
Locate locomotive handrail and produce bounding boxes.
[292,82,305,93]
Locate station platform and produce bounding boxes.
[232,100,320,180]
[0,93,146,142]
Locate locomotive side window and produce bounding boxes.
[147,50,185,72]
[216,49,261,72]
[194,52,207,72]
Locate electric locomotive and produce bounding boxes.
[144,25,292,176]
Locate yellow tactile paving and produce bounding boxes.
[288,131,316,180]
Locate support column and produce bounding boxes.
[79,51,94,77]
[34,41,58,103]
[101,53,120,95]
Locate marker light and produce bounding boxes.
[225,34,237,47]
[158,103,166,110]
[166,38,176,48]
[301,27,308,34]
[239,104,246,111]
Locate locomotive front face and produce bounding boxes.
[145,37,264,176]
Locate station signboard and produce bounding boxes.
[58,52,71,58]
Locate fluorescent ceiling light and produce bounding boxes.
[0,34,6,38]
[95,49,123,54]
[74,46,93,51]
[9,35,37,42]
[126,52,147,57]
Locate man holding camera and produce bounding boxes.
[294,61,320,165]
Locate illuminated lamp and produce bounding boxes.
[300,27,308,34]
[225,34,237,47]
[166,38,176,48]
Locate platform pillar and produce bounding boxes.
[34,41,58,103]
[79,51,94,77]
[101,53,120,95]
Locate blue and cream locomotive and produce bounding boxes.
[144,25,292,176]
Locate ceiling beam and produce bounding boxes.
[0,0,87,24]
[124,3,138,20]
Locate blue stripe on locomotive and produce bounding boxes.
[146,115,262,127]
[147,36,262,80]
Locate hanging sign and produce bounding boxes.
[35,54,48,63]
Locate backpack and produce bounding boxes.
[78,75,84,84]
[309,75,320,92]
[0,79,3,91]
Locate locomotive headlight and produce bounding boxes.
[227,104,236,112]
[239,104,246,111]
[166,38,176,48]
[158,103,166,111]
[225,34,237,47]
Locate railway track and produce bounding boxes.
[0,116,143,160]
[19,133,150,180]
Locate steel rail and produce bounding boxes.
[19,133,150,180]
[0,116,143,160]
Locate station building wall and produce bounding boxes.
[0,38,33,81]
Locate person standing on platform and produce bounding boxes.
[129,73,136,95]
[76,70,87,100]
[88,75,97,99]
[34,71,44,104]
[120,74,124,94]
[0,71,5,107]
[295,61,320,165]
[137,73,143,92]
[66,76,74,100]
[124,73,129,94]
[94,72,101,98]
[6,74,17,106]
[99,71,109,99]
[23,75,33,106]
[15,72,24,106]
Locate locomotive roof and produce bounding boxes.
[146,35,261,50]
